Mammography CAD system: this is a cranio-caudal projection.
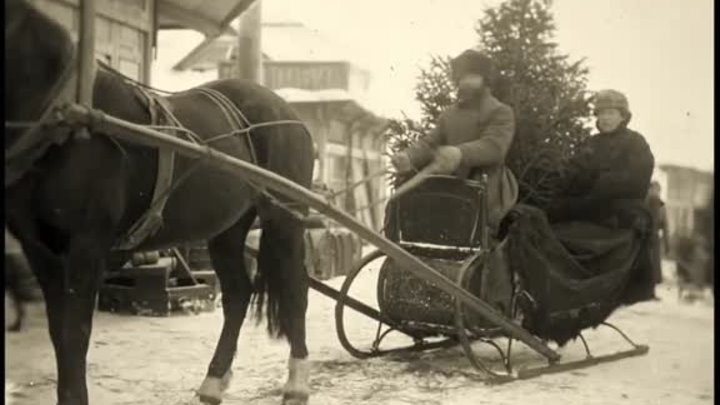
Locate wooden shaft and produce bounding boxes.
[307,277,394,326]
[62,103,560,362]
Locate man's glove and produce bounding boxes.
[390,152,414,174]
[431,146,462,175]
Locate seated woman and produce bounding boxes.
[547,89,654,223]
[502,90,658,345]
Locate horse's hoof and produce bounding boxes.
[196,394,222,405]
[181,395,218,405]
[282,392,309,405]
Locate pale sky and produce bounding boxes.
[154,0,714,171]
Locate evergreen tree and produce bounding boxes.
[386,0,593,208]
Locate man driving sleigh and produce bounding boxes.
[390,49,519,232]
[388,48,518,314]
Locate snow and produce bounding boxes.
[5,260,713,404]
[151,30,219,93]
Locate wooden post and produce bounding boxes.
[77,0,96,105]
[236,0,262,83]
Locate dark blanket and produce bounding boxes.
[504,202,655,345]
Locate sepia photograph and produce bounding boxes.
[4,0,714,404]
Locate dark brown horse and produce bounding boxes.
[5,1,314,404]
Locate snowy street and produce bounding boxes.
[5,261,713,405]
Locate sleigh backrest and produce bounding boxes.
[385,175,488,253]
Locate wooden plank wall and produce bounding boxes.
[29,0,154,83]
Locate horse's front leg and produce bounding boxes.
[42,234,108,405]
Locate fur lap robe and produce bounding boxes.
[501,202,655,346]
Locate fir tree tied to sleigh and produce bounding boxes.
[385,0,593,210]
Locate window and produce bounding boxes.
[326,155,347,191]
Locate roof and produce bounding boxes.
[157,0,256,37]
[173,22,354,71]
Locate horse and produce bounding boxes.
[5,1,314,404]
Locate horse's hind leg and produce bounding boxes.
[256,211,310,405]
[196,210,257,404]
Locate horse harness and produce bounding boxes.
[113,85,265,250]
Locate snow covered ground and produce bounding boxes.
[5,260,713,405]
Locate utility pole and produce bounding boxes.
[236,0,262,83]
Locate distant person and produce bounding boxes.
[646,181,670,284]
[690,191,714,293]
[390,49,518,231]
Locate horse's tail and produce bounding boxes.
[249,221,308,339]
[251,263,283,339]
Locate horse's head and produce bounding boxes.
[4,0,77,185]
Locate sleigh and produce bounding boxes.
[329,175,650,381]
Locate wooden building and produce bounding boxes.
[29,0,256,83]
[173,22,389,230]
[657,165,713,238]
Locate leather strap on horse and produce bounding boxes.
[114,87,178,250]
[195,87,291,210]
[195,87,259,164]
